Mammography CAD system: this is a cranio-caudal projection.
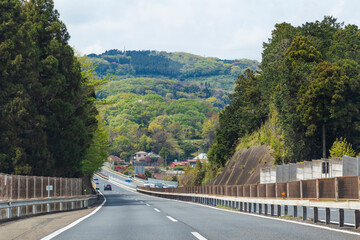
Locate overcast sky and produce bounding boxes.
[54,0,360,61]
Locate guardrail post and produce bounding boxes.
[313,207,318,223]
[284,205,288,215]
[47,203,50,213]
[8,206,11,218]
[335,177,339,201]
[248,202,251,213]
[259,204,262,215]
[293,206,297,217]
[277,205,281,216]
[355,210,360,229]
[33,205,36,215]
[275,183,278,199]
[325,208,330,224]
[253,203,256,213]
[240,202,243,211]
[264,204,268,215]
[300,181,303,200]
[60,202,63,211]
[339,209,344,227]
[302,206,307,221]
[270,205,274,216]
[17,206,21,217]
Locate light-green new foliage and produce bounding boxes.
[329,137,356,158]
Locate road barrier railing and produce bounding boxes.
[137,175,360,229]
[0,173,99,221]
[0,195,98,221]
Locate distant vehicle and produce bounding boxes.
[104,184,112,191]
[125,179,132,183]
[93,178,99,184]
[143,182,150,187]
[154,183,163,188]
[166,185,176,188]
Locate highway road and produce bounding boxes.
[100,167,356,225]
[47,176,360,240]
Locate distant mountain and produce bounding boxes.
[88,50,260,93]
[89,50,260,161]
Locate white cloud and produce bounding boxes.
[54,0,360,61]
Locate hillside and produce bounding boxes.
[210,145,274,185]
[89,50,259,161]
[208,17,360,170]
[88,50,259,93]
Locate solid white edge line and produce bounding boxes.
[136,190,360,237]
[154,208,160,212]
[166,216,178,222]
[191,232,207,240]
[40,191,106,240]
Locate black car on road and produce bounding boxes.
[104,184,112,191]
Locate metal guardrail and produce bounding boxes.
[137,175,360,229]
[139,175,360,201]
[0,195,97,220]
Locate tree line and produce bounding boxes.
[209,16,360,167]
[0,0,107,177]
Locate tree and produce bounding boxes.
[297,61,339,158]
[81,117,110,176]
[208,69,266,166]
[298,60,360,158]
[329,137,356,158]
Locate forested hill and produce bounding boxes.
[87,50,259,93]
[89,50,259,161]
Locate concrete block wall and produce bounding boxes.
[260,157,350,184]
[331,158,342,177]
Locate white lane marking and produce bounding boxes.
[154,208,160,212]
[41,192,106,240]
[167,216,178,222]
[191,232,207,240]
[146,203,150,206]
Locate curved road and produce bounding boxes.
[49,176,360,240]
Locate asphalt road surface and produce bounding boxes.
[49,177,360,240]
[100,167,355,225]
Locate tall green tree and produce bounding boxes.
[208,69,266,166]
[0,0,99,177]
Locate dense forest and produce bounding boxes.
[209,16,360,168]
[90,51,259,161]
[0,0,106,177]
[88,50,259,92]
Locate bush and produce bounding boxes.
[329,137,356,158]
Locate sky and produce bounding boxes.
[54,0,360,61]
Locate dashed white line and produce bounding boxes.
[191,232,207,240]
[166,216,178,222]
[154,208,160,212]
[146,203,150,207]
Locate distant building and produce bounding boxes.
[108,155,124,163]
[170,162,188,168]
[134,151,148,163]
[194,153,208,161]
